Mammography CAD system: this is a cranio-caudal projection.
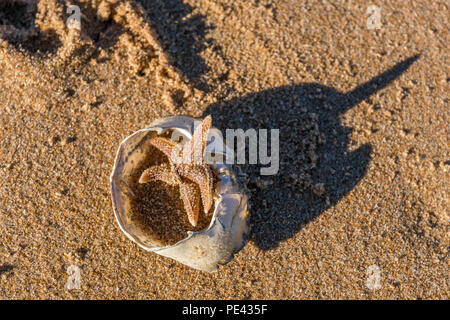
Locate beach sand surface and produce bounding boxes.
[0,0,448,299]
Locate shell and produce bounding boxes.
[110,116,250,272]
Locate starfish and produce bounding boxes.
[139,116,214,227]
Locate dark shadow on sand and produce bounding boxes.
[1,0,215,86]
[0,1,61,55]
[203,55,419,250]
[136,0,214,91]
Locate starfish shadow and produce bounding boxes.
[203,55,419,250]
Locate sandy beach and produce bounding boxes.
[0,0,448,299]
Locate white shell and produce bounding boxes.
[110,116,250,272]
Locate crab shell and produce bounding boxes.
[110,116,250,272]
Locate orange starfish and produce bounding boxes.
[139,116,214,227]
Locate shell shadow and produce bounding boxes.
[203,55,419,250]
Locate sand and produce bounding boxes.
[0,0,448,299]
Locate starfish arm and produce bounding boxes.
[179,181,200,227]
[183,115,212,164]
[177,164,213,214]
[148,136,181,163]
[139,164,179,185]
